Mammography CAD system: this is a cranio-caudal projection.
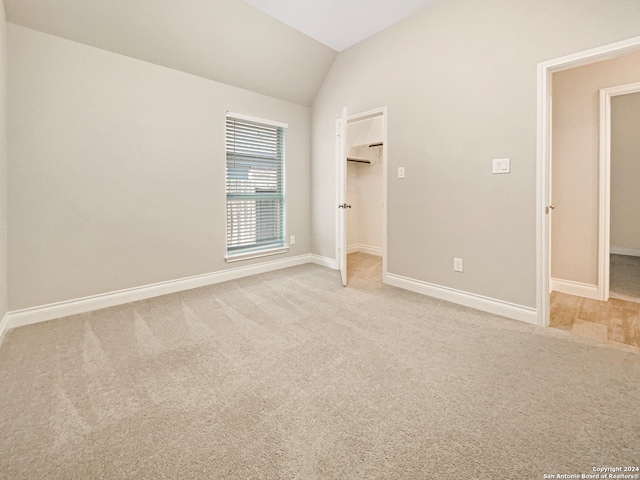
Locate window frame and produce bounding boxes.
[224,112,289,262]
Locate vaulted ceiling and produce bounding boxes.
[4,0,438,106]
[244,0,439,51]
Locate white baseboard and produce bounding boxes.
[309,254,338,270]
[611,246,640,257]
[4,254,314,333]
[0,255,539,343]
[385,273,538,325]
[551,278,600,300]
[347,244,383,257]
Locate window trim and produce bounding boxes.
[224,112,289,262]
[225,246,289,263]
[227,112,288,130]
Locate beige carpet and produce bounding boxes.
[610,254,640,301]
[1,262,639,479]
[347,251,382,284]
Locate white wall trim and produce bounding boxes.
[598,86,611,302]
[550,278,600,300]
[0,313,10,346]
[309,254,338,270]
[3,254,314,334]
[599,81,640,302]
[611,246,640,257]
[359,245,383,257]
[537,35,640,327]
[346,244,383,256]
[226,111,288,129]
[385,273,538,325]
[225,246,289,263]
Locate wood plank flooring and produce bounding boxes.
[550,291,640,352]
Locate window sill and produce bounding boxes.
[225,246,289,263]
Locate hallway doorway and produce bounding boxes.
[542,42,640,350]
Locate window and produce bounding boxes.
[225,113,287,260]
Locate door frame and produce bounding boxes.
[599,81,640,301]
[536,35,640,327]
[337,108,348,286]
[335,107,388,285]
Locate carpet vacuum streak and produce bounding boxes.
[1,264,638,479]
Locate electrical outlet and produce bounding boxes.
[290,235,296,245]
[453,257,463,272]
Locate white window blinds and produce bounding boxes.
[226,114,286,256]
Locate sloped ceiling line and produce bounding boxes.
[5,0,438,105]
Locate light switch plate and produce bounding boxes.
[492,158,510,174]
[398,167,405,179]
[454,257,463,272]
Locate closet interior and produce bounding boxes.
[346,116,384,260]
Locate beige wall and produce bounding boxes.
[5,0,337,106]
[0,0,7,318]
[8,25,311,310]
[552,51,640,284]
[346,157,384,253]
[611,92,640,252]
[354,155,383,252]
[311,0,640,308]
[346,162,359,247]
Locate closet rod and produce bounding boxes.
[347,157,371,164]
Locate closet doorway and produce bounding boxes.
[336,107,387,287]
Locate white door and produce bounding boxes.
[337,107,348,286]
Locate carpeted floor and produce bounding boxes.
[610,254,640,302]
[347,251,382,284]
[1,262,639,479]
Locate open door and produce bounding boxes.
[337,107,348,286]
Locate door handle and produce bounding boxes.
[546,204,555,214]
[338,203,352,209]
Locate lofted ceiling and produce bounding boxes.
[4,0,439,105]
[243,0,439,52]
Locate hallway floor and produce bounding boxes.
[610,254,640,302]
[550,291,640,353]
